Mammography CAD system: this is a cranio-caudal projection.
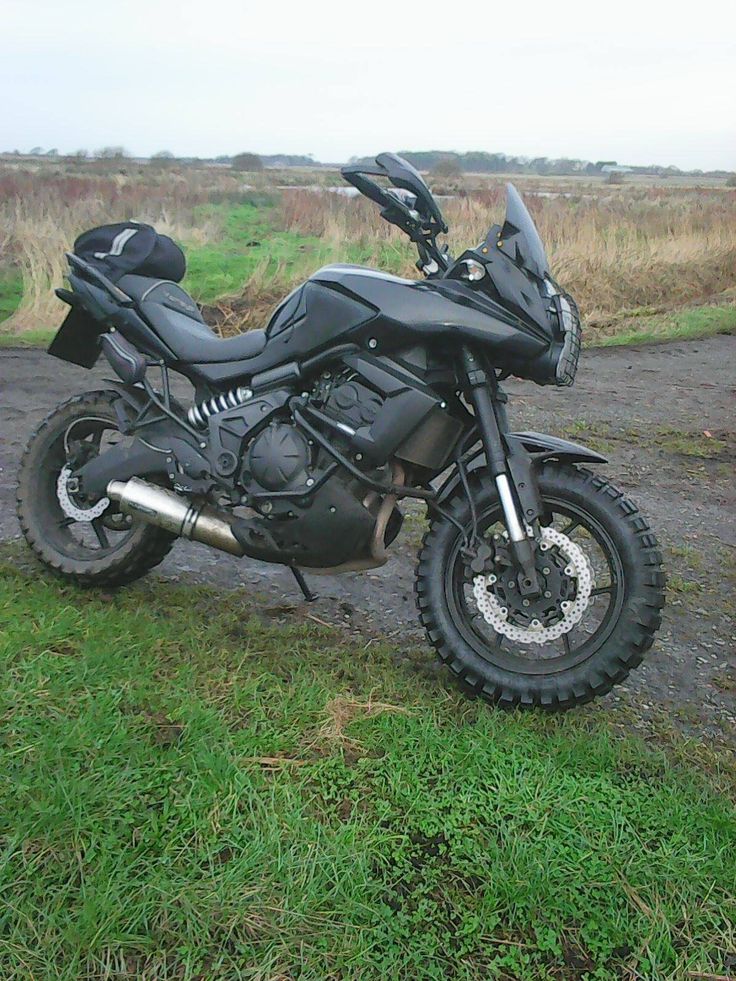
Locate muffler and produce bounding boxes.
[107,477,245,556]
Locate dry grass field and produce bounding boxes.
[1,158,735,344]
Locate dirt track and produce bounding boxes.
[1,337,734,738]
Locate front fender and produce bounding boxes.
[436,429,606,504]
[508,431,607,465]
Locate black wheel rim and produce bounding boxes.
[36,413,137,561]
[445,495,626,676]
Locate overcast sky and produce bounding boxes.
[4,0,735,170]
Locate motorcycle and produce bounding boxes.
[17,152,665,709]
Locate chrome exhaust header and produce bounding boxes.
[106,478,244,557]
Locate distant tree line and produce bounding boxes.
[2,147,732,179]
[349,150,731,179]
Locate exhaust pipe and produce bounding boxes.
[107,471,403,570]
[107,477,245,556]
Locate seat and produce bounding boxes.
[118,274,267,364]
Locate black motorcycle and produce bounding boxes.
[17,153,665,709]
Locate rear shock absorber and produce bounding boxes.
[187,386,253,428]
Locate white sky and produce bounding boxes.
[3,0,735,170]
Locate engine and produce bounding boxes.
[232,370,387,499]
[245,423,312,492]
[321,375,384,432]
[190,357,465,569]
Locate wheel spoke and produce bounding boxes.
[562,518,581,536]
[92,519,110,549]
[562,632,572,655]
[58,516,76,529]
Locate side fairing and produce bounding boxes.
[311,265,548,357]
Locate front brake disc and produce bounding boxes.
[472,526,595,644]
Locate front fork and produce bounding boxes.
[461,347,542,597]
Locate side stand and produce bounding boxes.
[290,566,318,603]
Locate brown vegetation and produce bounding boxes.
[2,159,735,337]
[274,183,736,326]
[0,166,240,331]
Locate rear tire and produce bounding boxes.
[415,464,665,710]
[17,391,176,587]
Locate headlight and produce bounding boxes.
[459,259,486,282]
[552,291,582,386]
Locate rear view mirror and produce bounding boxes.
[340,153,450,276]
[385,188,418,211]
[375,152,446,231]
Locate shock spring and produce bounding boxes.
[187,386,252,428]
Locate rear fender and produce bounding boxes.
[101,379,149,432]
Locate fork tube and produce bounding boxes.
[494,474,527,543]
[461,347,541,594]
[461,347,526,542]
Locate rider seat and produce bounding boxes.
[118,274,267,364]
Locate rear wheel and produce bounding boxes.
[16,391,176,587]
[415,464,665,709]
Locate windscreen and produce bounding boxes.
[500,183,550,281]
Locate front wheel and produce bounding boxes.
[415,464,665,710]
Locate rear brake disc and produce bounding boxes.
[56,465,110,523]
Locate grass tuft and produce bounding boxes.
[3,161,736,346]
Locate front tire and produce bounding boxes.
[17,391,176,587]
[415,464,665,709]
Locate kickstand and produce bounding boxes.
[290,566,318,603]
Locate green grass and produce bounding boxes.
[563,420,731,461]
[0,269,23,323]
[182,201,412,305]
[182,201,303,304]
[0,325,56,348]
[1,554,735,980]
[591,303,736,347]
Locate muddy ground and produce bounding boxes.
[1,337,734,741]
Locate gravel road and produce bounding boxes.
[1,337,734,737]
